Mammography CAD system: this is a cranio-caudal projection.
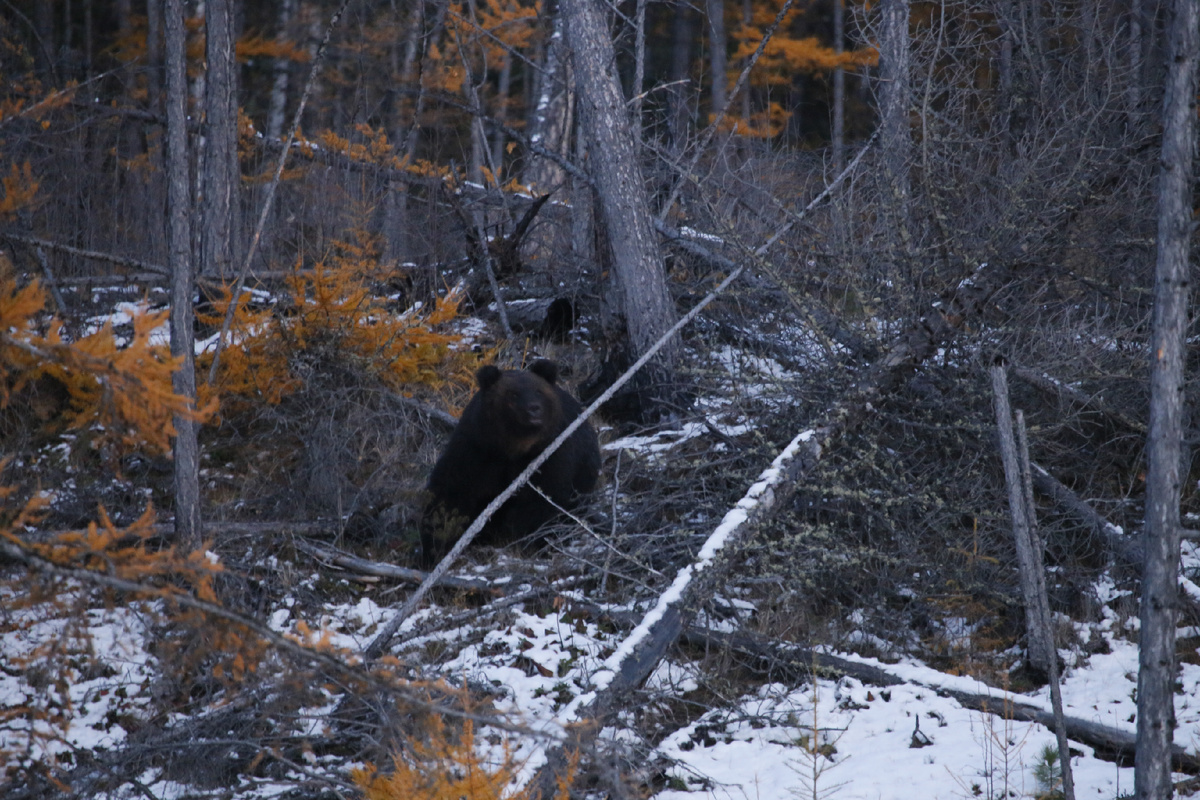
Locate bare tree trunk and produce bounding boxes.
[562,0,680,392]
[147,0,162,116]
[832,0,845,172]
[381,0,430,266]
[667,2,693,156]
[200,0,239,279]
[523,12,572,192]
[1135,0,1198,796]
[632,0,646,146]
[706,0,727,116]
[267,0,296,139]
[877,0,911,219]
[1016,411,1076,800]
[991,364,1055,680]
[490,51,512,172]
[165,0,201,551]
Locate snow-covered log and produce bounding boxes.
[529,261,1006,794]
[678,627,1200,774]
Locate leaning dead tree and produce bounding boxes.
[529,262,1005,794]
[991,363,1076,800]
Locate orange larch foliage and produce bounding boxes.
[0,267,207,455]
[198,239,471,414]
[353,717,573,800]
[0,161,40,218]
[722,0,878,138]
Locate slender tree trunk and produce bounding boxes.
[667,2,693,156]
[632,0,646,145]
[381,0,429,265]
[706,0,727,116]
[490,51,512,172]
[83,0,94,78]
[201,0,239,279]
[562,0,680,387]
[832,0,845,172]
[524,12,572,192]
[1015,410,1076,800]
[740,0,751,125]
[147,0,163,116]
[35,0,56,82]
[878,0,911,213]
[997,0,1013,136]
[1135,0,1198,796]
[991,365,1055,680]
[165,0,201,551]
[267,0,296,139]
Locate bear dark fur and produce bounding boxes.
[419,359,601,566]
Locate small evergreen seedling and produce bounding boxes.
[1032,743,1064,800]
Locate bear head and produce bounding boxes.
[476,359,564,459]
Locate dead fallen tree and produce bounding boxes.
[528,262,1006,794]
[294,540,495,593]
[555,599,1200,774]
[677,626,1200,773]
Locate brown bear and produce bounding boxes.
[419,359,601,566]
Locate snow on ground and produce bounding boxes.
[6,558,1200,798]
[0,585,159,768]
[653,677,1134,800]
[7,335,1200,797]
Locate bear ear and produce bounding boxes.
[528,359,559,385]
[476,365,503,390]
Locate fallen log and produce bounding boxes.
[293,540,496,593]
[567,598,1199,774]
[528,261,1007,795]
[678,626,1199,773]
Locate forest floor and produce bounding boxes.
[4,281,1200,800]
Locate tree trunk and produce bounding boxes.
[991,364,1055,680]
[877,0,911,217]
[523,11,572,192]
[165,0,201,551]
[34,0,56,82]
[490,51,512,172]
[1135,0,1198,796]
[667,2,693,156]
[632,0,646,146]
[832,0,845,172]
[706,0,727,116]
[381,0,429,266]
[200,0,239,279]
[146,0,162,116]
[267,0,296,139]
[561,0,680,397]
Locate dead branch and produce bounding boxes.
[1029,462,1144,568]
[294,540,495,593]
[3,231,169,276]
[1011,364,1146,436]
